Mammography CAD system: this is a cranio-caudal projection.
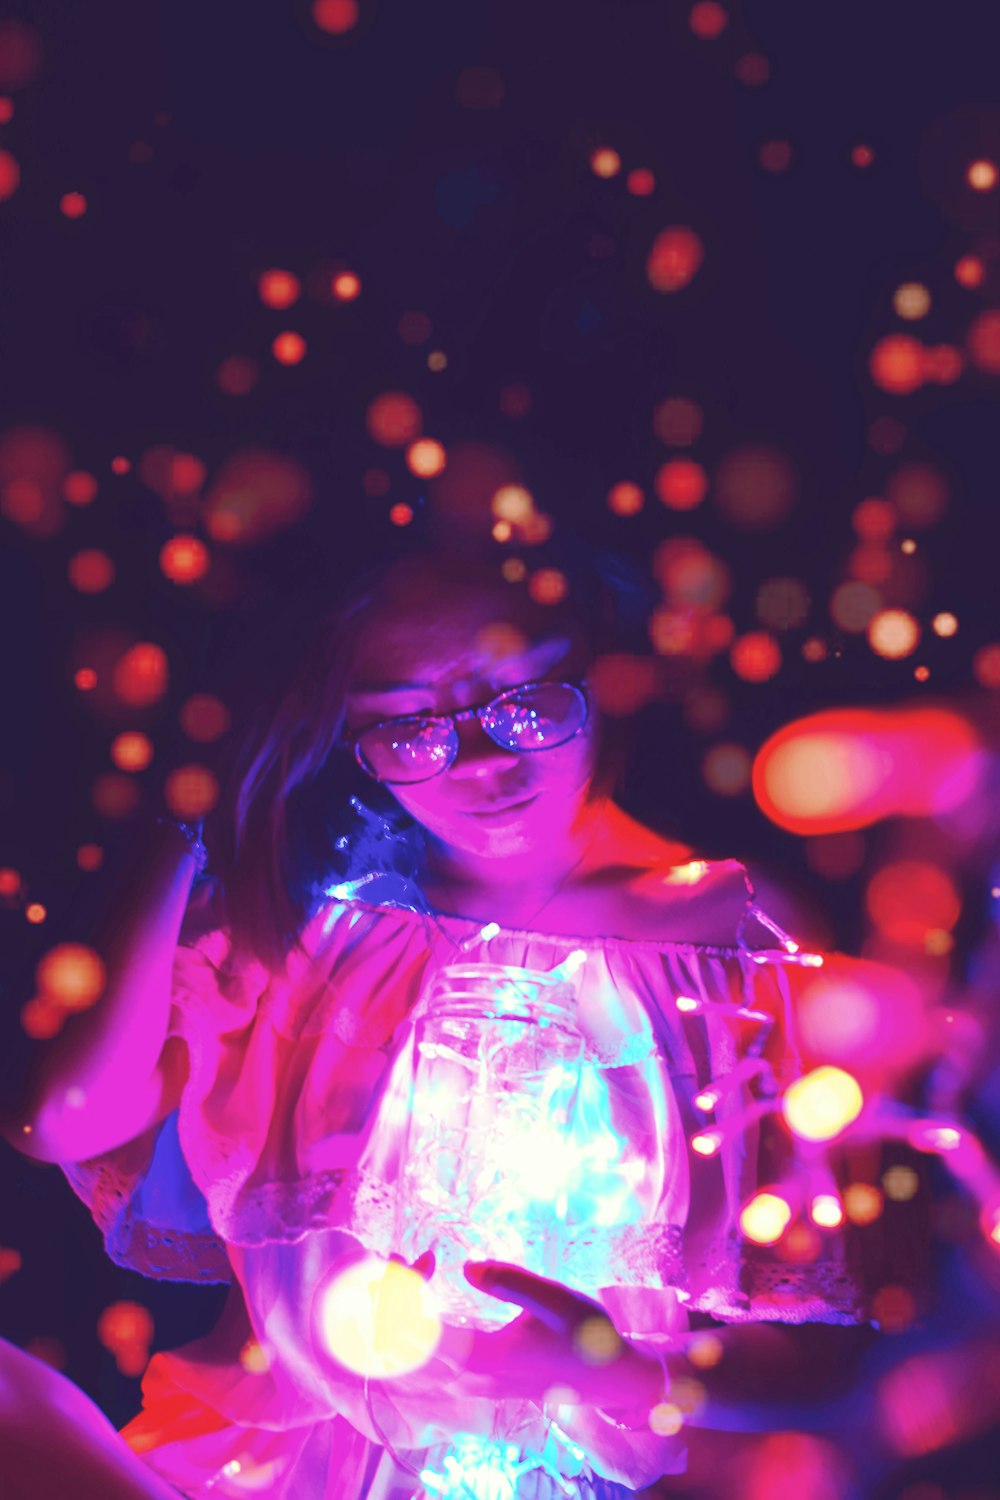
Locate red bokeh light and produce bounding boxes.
[63,470,98,506]
[851,497,896,540]
[730,631,781,682]
[966,308,1000,373]
[735,52,770,86]
[366,391,423,447]
[646,227,704,293]
[216,355,259,395]
[389,502,413,526]
[257,269,300,309]
[866,860,961,947]
[0,21,42,89]
[112,642,169,707]
[272,331,306,365]
[689,2,728,39]
[869,334,925,394]
[607,481,644,516]
[626,168,655,196]
[110,455,131,475]
[652,396,703,446]
[312,0,359,34]
[59,192,87,219]
[851,144,875,168]
[74,667,97,691]
[203,449,313,545]
[91,772,140,819]
[68,549,115,594]
[180,694,231,742]
[164,765,219,820]
[713,445,796,528]
[77,844,104,872]
[654,458,708,510]
[0,868,20,898]
[0,97,12,123]
[954,254,985,288]
[160,535,210,585]
[0,148,20,200]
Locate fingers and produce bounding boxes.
[463,1261,611,1336]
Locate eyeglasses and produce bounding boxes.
[352,679,590,785]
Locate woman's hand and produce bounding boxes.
[429,1260,667,1413]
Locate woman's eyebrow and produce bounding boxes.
[348,681,434,697]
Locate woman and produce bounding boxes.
[1,541,877,1498]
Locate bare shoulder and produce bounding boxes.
[581,805,752,945]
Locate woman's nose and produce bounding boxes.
[447,716,520,778]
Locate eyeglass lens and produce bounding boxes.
[356,682,586,784]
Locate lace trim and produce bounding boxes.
[62,1157,233,1284]
[684,1251,868,1326]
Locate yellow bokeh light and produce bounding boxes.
[649,1402,684,1436]
[332,270,361,301]
[892,282,931,320]
[111,732,154,773]
[867,608,920,660]
[686,1331,724,1368]
[528,567,568,606]
[573,1316,622,1366]
[590,147,621,179]
[932,612,958,637]
[783,1066,864,1142]
[314,1257,441,1378]
[607,481,644,516]
[164,764,219,820]
[35,943,106,1012]
[844,1182,884,1225]
[810,1194,845,1229]
[491,484,535,523]
[966,159,998,191]
[882,1164,919,1201]
[739,1192,792,1245]
[406,438,447,478]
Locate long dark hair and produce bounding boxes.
[205,535,658,975]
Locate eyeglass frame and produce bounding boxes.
[350,677,592,785]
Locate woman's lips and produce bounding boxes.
[465,794,538,820]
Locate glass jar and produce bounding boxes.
[393,960,590,1329]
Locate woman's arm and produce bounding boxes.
[0,821,200,1164]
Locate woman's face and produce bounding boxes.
[341,569,602,861]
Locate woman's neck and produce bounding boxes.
[422,796,611,910]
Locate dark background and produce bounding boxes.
[1,1,999,1493]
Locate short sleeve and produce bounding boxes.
[681,898,873,1327]
[57,923,260,1284]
